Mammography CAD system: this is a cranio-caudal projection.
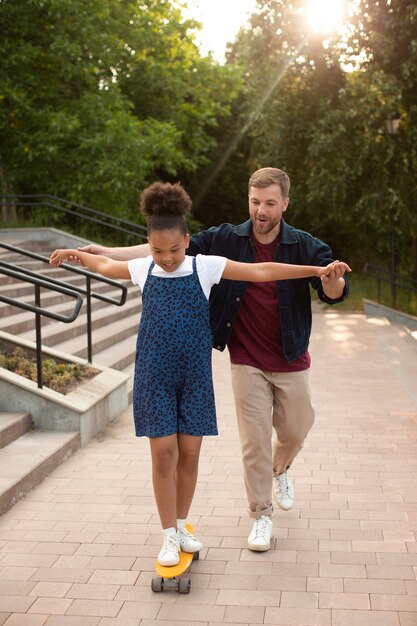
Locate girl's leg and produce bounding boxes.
[176,434,203,518]
[149,433,179,529]
[176,434,204,553]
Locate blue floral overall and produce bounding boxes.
[132,258,218,438]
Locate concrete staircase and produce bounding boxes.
[0,238,140,399]
[0,411,80,515]
[0,236,141,513]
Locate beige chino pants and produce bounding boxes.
[231,364,315,518]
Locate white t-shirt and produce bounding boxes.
[128,254,227,300]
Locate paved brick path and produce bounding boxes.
[0,307,416,625]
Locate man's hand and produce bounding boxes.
[321,260,351,299]
[68,244,107,266]
[77,244,106,255]
[321,260,351,282]
[73,243,150,263]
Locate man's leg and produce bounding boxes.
[231,364,274,551]
[271,370,315,509]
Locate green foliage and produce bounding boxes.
[2,0,417,289]
[315,272,417,317]
[0,0,240,219]
[0,347,97,394]
[205,0,417,281]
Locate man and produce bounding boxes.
[77,167,349,551]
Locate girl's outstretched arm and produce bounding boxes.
[49,249,131,280]
[221,259,351,282]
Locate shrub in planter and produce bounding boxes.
[0,347,98,395]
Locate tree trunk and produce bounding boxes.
[413,237,417,281]
[0,162,17,223]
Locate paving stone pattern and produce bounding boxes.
[0,308,416,625]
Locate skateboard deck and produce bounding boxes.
[151,524,199,593]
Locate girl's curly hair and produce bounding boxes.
[140,182,191,235]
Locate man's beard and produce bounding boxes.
[252,216,280,234]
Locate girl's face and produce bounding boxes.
[148,228,190,273]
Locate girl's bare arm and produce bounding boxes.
[221,259,351,282]
[50,249,131,280]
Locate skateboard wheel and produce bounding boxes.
[151,576,164,592]
[192,551,200,561]
[178,577,191,594]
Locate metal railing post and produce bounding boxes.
[363,263,417,312]
[34,284,43,389]
[377,271,381,303]
[391,268,397,309]
[86,275,93,363]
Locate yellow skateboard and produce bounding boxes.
[151,524,199,594]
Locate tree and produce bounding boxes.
[343,0,417,274]
[210,0,417,274]
[0,0,240,224]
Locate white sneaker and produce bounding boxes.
[273,470,294,510]
[247,515,273,551]
[178,526,203,553]
[158,528,180,566]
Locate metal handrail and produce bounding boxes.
[0,242,126,305]
[0,265,83,389]
[363,263,417,309]
[0,242,128,362]
[1,194,148,242]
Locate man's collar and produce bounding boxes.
[235,219,252,236]
[279,219,297,244]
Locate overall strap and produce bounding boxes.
[147,260,155,277]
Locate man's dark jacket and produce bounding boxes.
[187,218,349,363]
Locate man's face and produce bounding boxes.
[249,184,289,240]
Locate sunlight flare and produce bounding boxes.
[306,0,345,33]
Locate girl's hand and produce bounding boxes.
[49,249,74,266]
[320,260,352,282]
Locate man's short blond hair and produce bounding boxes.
[248,167,290,198]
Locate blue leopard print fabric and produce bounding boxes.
[132,257,218,438]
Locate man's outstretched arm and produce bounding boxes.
[50,242,150,266]
[78,243,150,260]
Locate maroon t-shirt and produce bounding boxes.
[228,234,311,372]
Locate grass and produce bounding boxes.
[314,273,417,317]
[0,347,98,394]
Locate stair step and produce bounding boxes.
[92,333,137,370]
[0,239,55,253]
[55,311,140,359]
[0,412,32,449]
[0,282,137,330]
[0,430,80,515]
[16,295,141,348]
[0,269,87,292]
[0,269,126,298]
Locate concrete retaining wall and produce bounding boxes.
[363,299,417,331]
[0,331,129,446]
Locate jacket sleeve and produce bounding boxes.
[308,236,349,305]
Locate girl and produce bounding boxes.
[50,182,350,567]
